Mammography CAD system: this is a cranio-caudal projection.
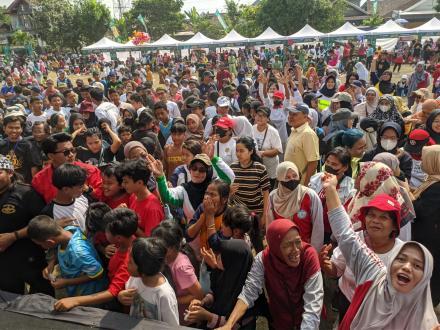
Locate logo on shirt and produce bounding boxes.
[297,209,307,219]
[6,151,22,170]
[1,204,16,214]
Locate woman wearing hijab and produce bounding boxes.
[362,121,412,180]
[354,61,369,84]
[426,109,440,144]
[372,152,412,194]
[354,87,379,124]
[375,70,396,96]
[323,173,438,330]
[347,161,415,241]
[407,61,431,107]
[338,73,359,92]
[266,161,324,251]
[232,116,254,139]
[368,95,405,129]
[412,145,440,307]
[185,114,204,141]
[318,76,337,102]
[218,219,323,330]
[186,240,255,328]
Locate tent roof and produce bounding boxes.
[370,19,412,35]
[83,37,124,50]
[286,24,324,39]
[327,22,366,37]
[219,29,249,43]
[150,34,180,47]
[181,32,214,45]
[252,27,284,42]
[410,17,440,33]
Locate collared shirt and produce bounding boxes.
[285,122,320,183]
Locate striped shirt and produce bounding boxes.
[230,161,270,213]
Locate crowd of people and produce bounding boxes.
[0,37,440,329]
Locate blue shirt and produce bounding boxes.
[1,85,14,95]
[58,226,107,296]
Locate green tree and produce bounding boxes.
[257,0,345,34]
[73,0,111,46]
[124,0,185,40]
[435,0,440,12]
[11,30,35,46]
[0,6,11,26]
[184,7,225,39]
[224,0,241,30]
[362,13,384,27]
[234,5,263,37]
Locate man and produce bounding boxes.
[216,63,231,91]
[90,88,120,131]
[1,76,15,105]
[155,85,181,118]
[109,88,131,114]
[56,69,73,89]
[284,103,320,186]
[188,99,208,127]
[130,93,148,117]
[32,132,103,203]
[203,96,233,139]
[198,71,217,97]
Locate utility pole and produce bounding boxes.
[112,0,131,19]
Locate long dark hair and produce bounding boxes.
[236,136,262,163]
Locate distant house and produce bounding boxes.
[6,0,33,32]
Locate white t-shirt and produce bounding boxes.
[126,276,179,326]
[26,112,49,126]
[252,124,282,179]
[95,102,119,131]
[45,107,71,121]
[205,105,217,119]
[214,138,237,166]
[166,101,181,118]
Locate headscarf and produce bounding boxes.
[185,114,203,140]
[426,109,440,144]
[319,76,337,98]
[348,242,437,330]
[182,157,213,211]
[377,71,396,95]
[273,162,308,218]
[209,240,253,318]
[364,87,379,113]
[354,62,369,82]
[262,219,321,329]
[372,152,400,173]
[347,162,415,229]
[413,145,440,200]
[369,95,404,129]
[374,121,403,154]
[407,61,427,95]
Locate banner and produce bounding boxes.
[215,10,228,31]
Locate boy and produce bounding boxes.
[26,96,48,127]
[53,208,138,312]
[27,215,107,297]
[153,101,173,148]
[45,93,70,120]
[116,159,164,237]
[115,125,132,162]
[163,123,186,179]
[26,121,50,170]
[0,112,39,183]
[101,164,130,209]
[41,164,89,231]
[118,237,179,326]
[76,124,121,166]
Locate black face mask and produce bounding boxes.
[273,100,282,106]
[216,129,228,138]
[325,165,341,176]
[124,118,134,126]
[280,179,300,191]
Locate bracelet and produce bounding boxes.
[14,231,19,240]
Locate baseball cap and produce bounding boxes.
[217,96,231,107]
[404,129,435,154]
[401,74,408,80]
[0,155,14,171]
[124,141,147,159]
[359,194,401,232]
[4,105,26,120]
[256,106,271,117]
[332,108,357,122]
[412,88,432,99]
[287,103,309,115]
[331,92,352,103]
[92,82,105,92]
[350,80,363,88]
[215,116,235,129]
[79,101,94,113]
[30,86,41,93]
[188,99,205,109]
[190,153,212,167]
[273,91,285,100]
[156,85,167,93]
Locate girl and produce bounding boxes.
[332,128,366,178]
[318,76,337,102]
[69,113,87,147]
[170,139,202,187]
[49,113,67,134]
[185,114,204,141]
[376,70,396,96]
[426,109,440,144]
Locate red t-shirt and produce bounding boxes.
[102,193,131,209]
[107,249,130,297]
[129,194,164,236]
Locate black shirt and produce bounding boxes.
[0,138,39,183]
[76,146,115,166]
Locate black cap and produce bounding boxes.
[188,99,205,109]
[256,106,270,117]
[332,108,357,122]
[350,80,363,88]
[287,103,309,115]
[203,71,214,77]
[360,117,379,132]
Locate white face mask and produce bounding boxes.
[381,139,398,151]
[416,103,423,112]
[379,105,390,112]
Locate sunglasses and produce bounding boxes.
[54,148,77,156]
[189,165,207,173]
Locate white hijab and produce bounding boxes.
[355,62,369,82]
[351,242,437,330]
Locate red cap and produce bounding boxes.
[404,129,435,154]
[215,116,235,129]
[359,194,401,232]
[273,91,285,100]
[79,101,94,113]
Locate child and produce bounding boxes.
[42,163,89,231]
[153,101,173,147]
[53,208,138,312]
[117,237,179,326]
[26,96,48,127]
[49,113,68,134]
[85,202,112,259]
[116,125,132,161]
[396,74,408,97]
[27,215,107,297]
[117,159,164,237]
[213,117,238,166]
[170,139,203,187]
[101,164,130,209]
[163,123,186,179]
[26,121,50,170]
[45,93,69,119]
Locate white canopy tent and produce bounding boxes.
[286,24,324,40]
[82,37,124,51]
[251,27,284,43]
[218,29,249,43]
[150,34,180,48]
[370,19,413,35]
[181,32,215,47]
[410,17,440,34]
[327,22,368,38]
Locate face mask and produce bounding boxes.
[124,118,134,126]
[273,100,282,107]
[217,129,228,138]
[381,139,398,151]
[325,165,341,176]
[280,179,300,191]
[268,92,274,98]
[379,105,390,112]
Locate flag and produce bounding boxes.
[215,9,228,31]
[110,20,120,41]
[137,14,148,33]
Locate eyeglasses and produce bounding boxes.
[54,148,77,156]
[189,165,207,173]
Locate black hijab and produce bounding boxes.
[319,76,337,98]
[210,239,253,318]
[376,121,403,154]
[378,71,396,95]
[182,160,213,210]
[426,109,440,144]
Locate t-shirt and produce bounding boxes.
[214,138,237,166]
[163,144,185,179]
[41,195,88,231]
[129,193,164,236]
[252,124,283,179]
[0,138,39,183]
[205,105,217,119]
[166,101,181,118]
[126,276,179,326]
[26,112,49,126]
[57,226,107,296]
[107,249,130,297]
[76,146,116,166]
[102,193,131,209]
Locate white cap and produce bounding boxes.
[401,74,408,80]
[217,96,231,107]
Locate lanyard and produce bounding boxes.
[257,127,269,151]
